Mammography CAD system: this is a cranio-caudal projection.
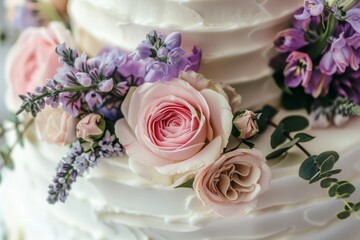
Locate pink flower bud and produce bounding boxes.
[76,114,106,143]
[233,110,259,140]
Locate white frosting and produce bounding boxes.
[2,111,360,240]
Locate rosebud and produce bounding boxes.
[164,32,182,50]
[76,114,106,143]
[233,110,259,140]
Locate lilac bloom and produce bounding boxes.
[129,42,152,61]
[54,65,78,86]
[184,46,202,72]
[98,79,114,92]
[113,81,129,96]
[284,51,313,87]
[346,8,360,33]
[168,47,189,76]
[157,47,169,57]
[85,91,103,109]
[75,72,92,87]
[74,53,88,72]
[295,0,324,20]
[303,68,332,98]
[164,32,182,50]
[319,32,360,75]
[274,28,308,53]
[59,92,81,117]
[145,61,172,82]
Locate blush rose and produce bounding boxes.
[76,114,106,143]
[193,149,271,217]
[115,71,234,181]
[5,22,74,110]
[233,110,259,140]
[36,106,78,145]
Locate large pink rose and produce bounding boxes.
[5,22,74,109]
[35,106,78,145]
[115,72,233,181]
[194,149,271,217]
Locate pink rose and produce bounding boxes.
[115,72,233,181]
[5,22,74,110]
[35,106,78,145]
[194,149,271,217]
[76,114,106,143]
[233,110,259,139]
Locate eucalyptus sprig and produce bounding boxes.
[0,114,34,182]
[259,105,360,220]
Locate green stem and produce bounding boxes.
[341,198,360,220]
[309,13,337,60]
[269,121,312,157]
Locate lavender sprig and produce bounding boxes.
[47,131,123,204]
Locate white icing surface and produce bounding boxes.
[2,112,360,240]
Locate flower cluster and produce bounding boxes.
[272,0,360,125]
[130,30,202,83]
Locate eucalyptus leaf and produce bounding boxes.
[336,182,356,198]
[256,105,278,133]
[319,169,342,178]
[337,210,351,219]
[309,172,322,184]
[294,133,315,142]
[354,202,360,211]
[329,183,338,197]
[279,115,309,132]
[271,122,287,149]
[266,138,300,160]
[320,156,335,173]
[299,156,317,180]
[175,178,194,189]
[242,140,255,149]
[344,202,354,211]
[320,178,337,188]
[316,151,340,165]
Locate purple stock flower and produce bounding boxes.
[284,51,313,87]
[320,32,360,75]
[345,8,360,33]
[85,91,103,109]
[60,92,81,117]
[164,32,182,50]
[295,0,324,20]
[75,72,92,87]
[331,70,360,104]
[145,61,173,82]
[113,81,129,96]
[274,28,308,52]
[303,68,332,98]
[185,46,202,72]
[74,53,88,72]
[157,47,169,57]
[98,79,114,92]
[129,42,152,61]
[168,47,189,74]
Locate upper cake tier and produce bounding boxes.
[68,0,303,85]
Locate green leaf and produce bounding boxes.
[320,178,337,188]
[175,178,194,189]
[294,133,315,143]
[7,113,20,124]
[320,156,335,173]
[316,151,340,165]
[329,183,338,197]
[319,169,342,178]
[344,202,354,211]
[242,140,255,149]
[256,105,278,133]
[270,122,287,149]
[309,172,322,184]
[337,211,351,220]
[354,202,360,212]
[336,182,356,198]
[266,138,300,160]
[299,156,317,180]
[279,115,309,132]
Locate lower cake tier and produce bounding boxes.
[1,110,360,240]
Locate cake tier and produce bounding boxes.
[2,110,360,240]
[67,0,303,108]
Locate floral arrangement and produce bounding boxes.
[272,0,360,127]
[0,0,360,221]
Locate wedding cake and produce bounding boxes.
[1,0,360,240]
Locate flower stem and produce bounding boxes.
[269,121,312,157]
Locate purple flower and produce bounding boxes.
[319,32,360,75]
[113,81,129,96]
[184,46,202,72]
[295,0,324,20]
[331,70,360,104]
[164,32,182,50]
[157,47,169,57]
[74,53,88,72]
[75,72,92,87]
[98,79,114,92]
[129,42,152,61]
[145,61,172,82]
[85,91,103,109]
[168,47,189,76]
[274,28,308,52]
[303,68,332,98]
[284,51,313,87]
[13,4,41,30]
[345,8,360,33]
[59,92,81,117]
